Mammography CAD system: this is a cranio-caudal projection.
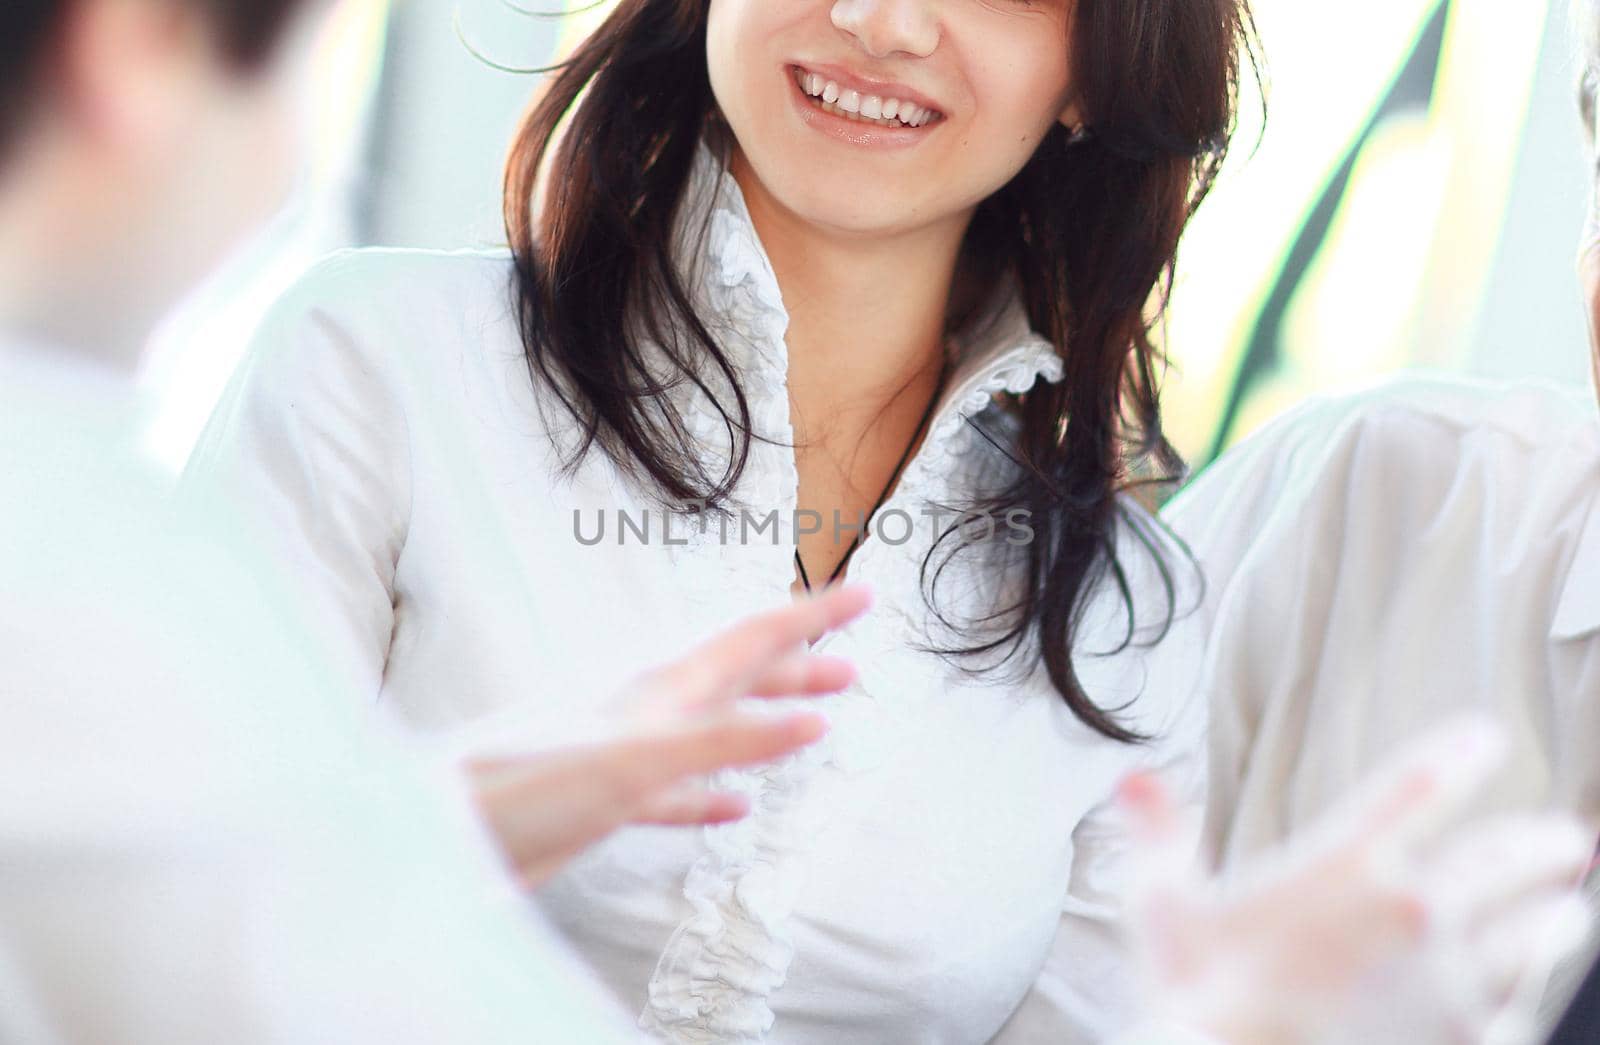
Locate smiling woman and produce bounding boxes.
[511,0,1258,742]
[184,0,1261,1040]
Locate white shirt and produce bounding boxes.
[0,343,640,1043]
[1159,374,1600,1039]
[183,133,1208,1043]
[1160,374,1600,866]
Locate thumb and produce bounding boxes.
[1119,771,1181,844]
[1117,771,1202,911]
[1117,771,1209,986]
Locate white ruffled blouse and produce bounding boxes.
[184,133,1206,1044]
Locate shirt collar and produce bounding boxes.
[671,131,1066,434]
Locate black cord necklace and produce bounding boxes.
[794,357,951,594]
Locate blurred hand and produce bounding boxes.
[468,582,872,888]
[1119,714,1596,1045]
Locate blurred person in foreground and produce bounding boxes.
[0,0,878,1039]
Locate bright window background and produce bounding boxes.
[1162,0,1592,468]
[140,0,1593,475]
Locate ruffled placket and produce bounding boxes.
[638,137,1067,1043]
[653,179,799,623]
[639,144,824,1044]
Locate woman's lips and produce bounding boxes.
[788,60,947,123]
[786,66,946,145]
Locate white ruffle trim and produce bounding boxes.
[638,137,1065,1042]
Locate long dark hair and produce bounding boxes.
[506,0,1260,743]
[1,0,307,158]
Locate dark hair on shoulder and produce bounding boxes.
[1,0,307,159]
[505,0,1261,743]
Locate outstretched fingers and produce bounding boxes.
[1311,713,1510,867]
[603,706,832,810]
[641,583,873,713]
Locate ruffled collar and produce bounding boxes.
[667,132,1065,448]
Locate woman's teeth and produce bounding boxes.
[793,68,939,129]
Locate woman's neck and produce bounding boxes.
[728,148,970,441]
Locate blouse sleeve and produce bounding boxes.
[180,251,413,704]
[989,507,1211,1044]
[989,398,1366,1043]
[989,771,1206,1043]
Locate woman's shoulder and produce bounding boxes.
[1125,494,1207,623]
[264,246,518,340]
[229,246,523,406]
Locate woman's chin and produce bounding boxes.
[762,183,933,239]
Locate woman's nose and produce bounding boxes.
[829,0,940,60]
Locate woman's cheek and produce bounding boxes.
[979,46,1073,149]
